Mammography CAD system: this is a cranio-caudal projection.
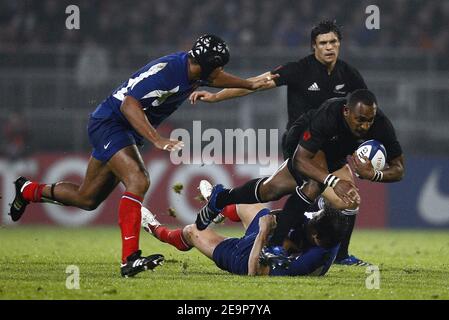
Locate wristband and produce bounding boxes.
[324,174,340,188]
[371,170,383,182]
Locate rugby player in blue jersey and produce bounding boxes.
[140,181,346,277]
[8,35,275,277]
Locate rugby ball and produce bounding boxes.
[356,139,387,170]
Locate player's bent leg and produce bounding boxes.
[9,157,119,221]
[51,156,119,210]
[183,224,226,259]
[204,160,296,221]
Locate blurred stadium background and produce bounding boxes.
[0,0,448,229]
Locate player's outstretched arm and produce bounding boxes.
[120,96,184,152]
[248,215,276,276]
[189,71,277,104]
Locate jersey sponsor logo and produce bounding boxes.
[418,168,449,225]
[303,130,311,141]
[308,82,320,91]
[103,141,112,149]
[113,62,168,101]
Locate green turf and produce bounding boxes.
[1,226,449,300]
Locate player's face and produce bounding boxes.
[313,32,340,65]
[344,102,377,137]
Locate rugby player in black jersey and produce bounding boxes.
[196,89,405,268]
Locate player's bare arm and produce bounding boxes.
[248,214,276,276]
[189,71,278,104]
[294,146,360,205]
[208,69,277,90]
[120,96,184,152]
[351,153,405,182]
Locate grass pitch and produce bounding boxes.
[1,226,449,300]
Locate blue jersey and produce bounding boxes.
[212,209,339,276]
[270,215,339,276]
[87,52,204,162]
[212,209,271,275]
[270,244,339,276]
[91,52,201,128]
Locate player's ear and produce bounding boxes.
[343,105,350,116]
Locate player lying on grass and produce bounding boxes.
[141,200,346,276]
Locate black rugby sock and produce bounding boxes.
[268,188,313,247]
[216,178,266,209]
[337,214,356,259]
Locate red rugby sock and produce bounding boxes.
[154,227,191,251]
[119,192,143,264]
[222,204,241,222]
[21,182,46,202]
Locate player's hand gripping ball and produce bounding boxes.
[356,139,387,171]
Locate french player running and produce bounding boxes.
[8,35,275,277]
[196,89,405,268]
[141,181,346,276]
[190,21,369,265]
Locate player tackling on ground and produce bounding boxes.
[141,182,346,276]
[8,34,274,277]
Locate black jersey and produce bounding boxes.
[287,97,402,172]
[272,54,367,130]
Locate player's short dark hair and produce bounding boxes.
[308,205,347,249]
[347,89,378,109]
[310,20,342,50]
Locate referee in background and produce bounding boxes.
[190,20,369,266]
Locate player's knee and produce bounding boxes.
[137,174,150,193]
[183,224,198,242]
[80,197,101,211]
[126,170,151,194]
